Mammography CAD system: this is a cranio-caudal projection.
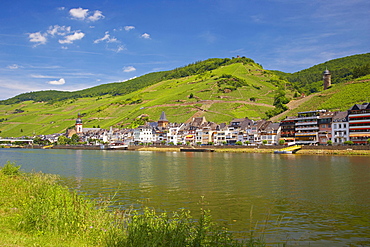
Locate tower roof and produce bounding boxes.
[159,111,168,121]
[76,113,82,124]
[323,69,330,75]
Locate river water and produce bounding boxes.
[1,148,369,246]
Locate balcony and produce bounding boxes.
[295,132,317,136]
[295,126,319,131]
[295,121,318,126]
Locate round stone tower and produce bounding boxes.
[323,68,331,90]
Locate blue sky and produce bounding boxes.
[0,0,369,100]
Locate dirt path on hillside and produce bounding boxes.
[143,100,273,109]
[270,93,317,122]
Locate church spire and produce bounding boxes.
[159,111,168,121]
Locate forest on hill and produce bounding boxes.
[275,53,370,94]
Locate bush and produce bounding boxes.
[106,208,244,247]
[344,141,354,145]
[0,161,21,176]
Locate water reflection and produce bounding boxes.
[0,149,369,246]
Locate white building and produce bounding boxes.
[331,111,349,144]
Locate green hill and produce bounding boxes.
[279,53,370,94]
[0,58,290,137]
[271,75,370,121]
[0,54,370,138]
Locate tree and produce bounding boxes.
[279,139,286,145]
[344,140,354,145]
[262,140,268,145]
[327,140,333,145]
[71,134,80,144]
[367,138,370,145]
[57,135,69,145]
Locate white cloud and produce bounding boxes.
[69,7,89,20]
[124,26,135,31]
[58,7,65,11]
[94,31,118,43]
[28,32,47,45]
[7,64,20,69]
[107,45,126,53]
[31,74,56,79]
[69,8,104,22]
[48,25,71,36]
[141,33,151,39]
[59,31,85,44]
[122,66,136,72]
[48,78,66,85]
[88,10,104,22]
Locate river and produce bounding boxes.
[0,148,369,246]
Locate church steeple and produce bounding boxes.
[76,113,83,134]
[158,111,169,128]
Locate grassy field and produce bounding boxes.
[1,162,269,247]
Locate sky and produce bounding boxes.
[0,0,369,100]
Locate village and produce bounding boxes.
[28,102,368,147]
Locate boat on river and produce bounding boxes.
[274,145,302,154]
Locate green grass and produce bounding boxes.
[0,162,269,247]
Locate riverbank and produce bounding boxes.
[134,145,370,155]
[0,162,263,247]
[4,144,370,155]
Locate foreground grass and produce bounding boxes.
[0,162,266,247]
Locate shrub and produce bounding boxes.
[344,141,354,145]
[0,161,21,176]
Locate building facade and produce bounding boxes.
[348,103,370,144]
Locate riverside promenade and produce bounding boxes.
[23,144,370,155]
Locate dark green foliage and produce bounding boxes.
[217,74,248,92]
[277,53,370,95]
[353,63,370,78]
[127,116,149,129]
[164,57,255,80]
[14,109,25,113]
[265,90,289,118]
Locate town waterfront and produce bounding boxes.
[1,148,369,246]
